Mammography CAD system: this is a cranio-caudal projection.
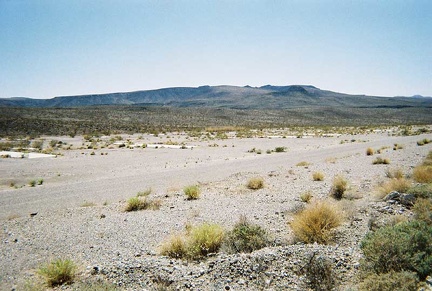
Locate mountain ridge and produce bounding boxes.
[1,85,431,109]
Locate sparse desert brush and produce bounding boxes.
[300,191,313,203]
[413,198,432,224]
[303,253,335,291]
[330,175,348,200]
[385,168,404,179]
[407,183,432,199]
[159,234,187,259]
[366,147,374,156]
[296,161,310,167]
[413,165,432,183]
[29,180,36,187]
[372,157,390,165]
[37,178,43,185]
[360,220,432,280]
[80,201,96,207]
[247,177,264,190]
[393,143,404,150]
[223,216,269,254]
[274,146,286,153]
[290,201,343,244]
[376,178,412,199]
[37,258,77,287]
[417,138,431,146]
[312,171,324,181]
[184,185,201,200]
[125,196,160,211]
[187,223,225,258]
[359,271,418,291]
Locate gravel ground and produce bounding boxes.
[1,130,431,290]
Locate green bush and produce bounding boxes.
[413,198,432,225]
[188,223,225,259]
[37,259,77,287]
[303,253,335,291]
[360,220,432,280]
[274,146,286,153]
[223,216,269,254]
[408,183,432,199]
[359,271,418,291]
[125,196,161,211]
[184,185,201,200]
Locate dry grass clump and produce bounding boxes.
[417,138,431,146]
[184,185,201,200]
[312,172,324,181]
[37,259,77,287]
[125,196,161,211]
[247,177,264,190]
[330,175,348,200]
[80,201,96,207]
[160,223,224,260]
[290,201,343,244]
[366,147,374,156]
[376,178,412,199]
[385,168,404,179]
[296,161,310,167]
[372,157,390,165]
[413,166,432,183]
[136,188,152,197]
[300,191,313,203]
[393,143,404,150]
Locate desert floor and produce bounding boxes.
[1,129,431,290]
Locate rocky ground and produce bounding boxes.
[1,128,431,290]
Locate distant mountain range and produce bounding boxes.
[1,85,431,109]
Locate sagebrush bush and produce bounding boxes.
[296,161,310,167]
[274,146,286,153]
[376,178,412,199]
[223,216,269,254]
[407,183,432,199]
[359,271,418,291]
[413,166,432,183]
[290,201,342,244]
[37,259,77,287]
[247,177,264,190]
[385,168,404,179]
[184,185,201,200]
[417,138,431,146]
[330,175,348,199]
[372,157,390,165]
[312,172,324,181]
[360,220,432,280]
[366,147,374,156]
[137,188,152,197]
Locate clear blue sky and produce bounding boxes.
[1,0,431,99]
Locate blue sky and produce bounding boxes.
[0,0,431,99]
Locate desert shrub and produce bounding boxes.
[413,198,432,225]
[49,140,59,148]
[312,172,324,181]
[69,280,118,291]
[359,271,418,291]
[80,201,96,207]
[393,143,404,150]
[184,185,201,200]
[29,180,36,187]
[413,166,432,183]
[37,178,43,185]
[296,161,310,167]
[303,253,335,291]
[187,223,225,259]
[385,168,404,179]
[31,140,43,150]
[417,138,431,146]
[37,259,77,287]
[360,220,432,280]
[376,178,412,199]
[125,196,160,211]
[330,175,348,199]
[372,157,390,165]
[223,216,269,254]
[407,183,432,199]
[366,147,374,156]
[300,191,313,203]
[247,177,264,190]
[290,201,342,244]
[160,235,187,259]
[274,146,286,153]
